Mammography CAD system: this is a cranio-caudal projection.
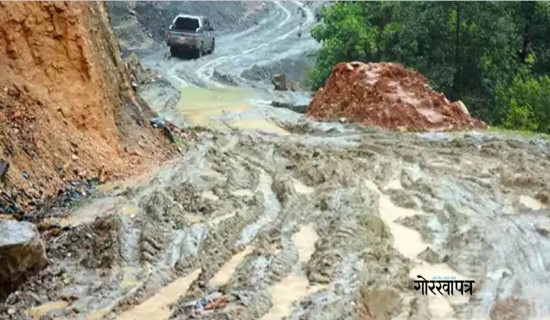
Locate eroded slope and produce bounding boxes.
[0,2,174,212]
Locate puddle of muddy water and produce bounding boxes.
[261,224,325,320]
[116,269,201,320]
[519,195,548,210]
[385,177,404,191]
[293,224,318,263]
[209,246,255,288]
[292,178,314,195]
[177,87,289,136]
[177,87,254,126]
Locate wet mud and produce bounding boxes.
[2,126,550,320]
[2,1,550,320]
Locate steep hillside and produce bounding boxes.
[0,2,175,213]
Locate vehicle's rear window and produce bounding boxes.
[173,17,199,31]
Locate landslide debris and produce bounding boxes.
[0,2,175,213]
[307,62,488,131]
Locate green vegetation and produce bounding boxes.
[307,2,550,133]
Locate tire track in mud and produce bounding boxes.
[163,1,289,88]
[194,1,312,88]
[4,125,550,320]
[160,1,314,89]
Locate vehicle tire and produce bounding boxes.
[170,46,177,58]
[196,46,203,59]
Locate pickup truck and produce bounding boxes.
[166,15,215,59]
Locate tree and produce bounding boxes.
[307,1,550,132]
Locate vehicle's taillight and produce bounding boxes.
[166,31,170,40]
[193,36,197,41]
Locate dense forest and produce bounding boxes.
[307,2,550,133]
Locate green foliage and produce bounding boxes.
[307,1,550,133]
[496,74,550,133]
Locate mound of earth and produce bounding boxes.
[307,62,488,131]
[0,2,175,213]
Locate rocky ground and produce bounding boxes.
[1,2,550,320]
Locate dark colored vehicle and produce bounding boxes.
[166,15,215,59]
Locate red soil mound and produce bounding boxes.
[307,62,487,131]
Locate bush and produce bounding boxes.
[496,74,550,133]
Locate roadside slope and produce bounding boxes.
[0,2,174,213]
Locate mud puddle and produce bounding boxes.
[116,269,201,320]
[261,224,325,320]
[176,87,290,136]
[177,87,253,126]
[209,246,255,288]
[519,195,548,210]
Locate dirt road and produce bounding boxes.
[3,2,550,320]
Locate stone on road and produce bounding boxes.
[0,220,48,299]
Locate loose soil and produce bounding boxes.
[2,126,550,320]
[308,62,488,132]
[0,2,175,213]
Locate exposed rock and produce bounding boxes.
[0,220,48,300]
[272,74,287,91]
[0,162,9,182]
[271,101,309,114]
[535,222,550,237]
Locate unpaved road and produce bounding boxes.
[136,1,317,130]
[3,2,550,320]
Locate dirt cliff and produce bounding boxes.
[308,62,488,131]
[0,2,175,213]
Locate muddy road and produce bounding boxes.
[3,2,550,320]
[135,0,318,130]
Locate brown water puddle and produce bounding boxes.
[384,176,404,191]
[209,246,255,288]
[519,195,547,210]
[177,87,252,127]
[176,87,289,135]
[366,180,468,320]
[292,178,314,195]
[116,268,201,320]
[260,224,325,320]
